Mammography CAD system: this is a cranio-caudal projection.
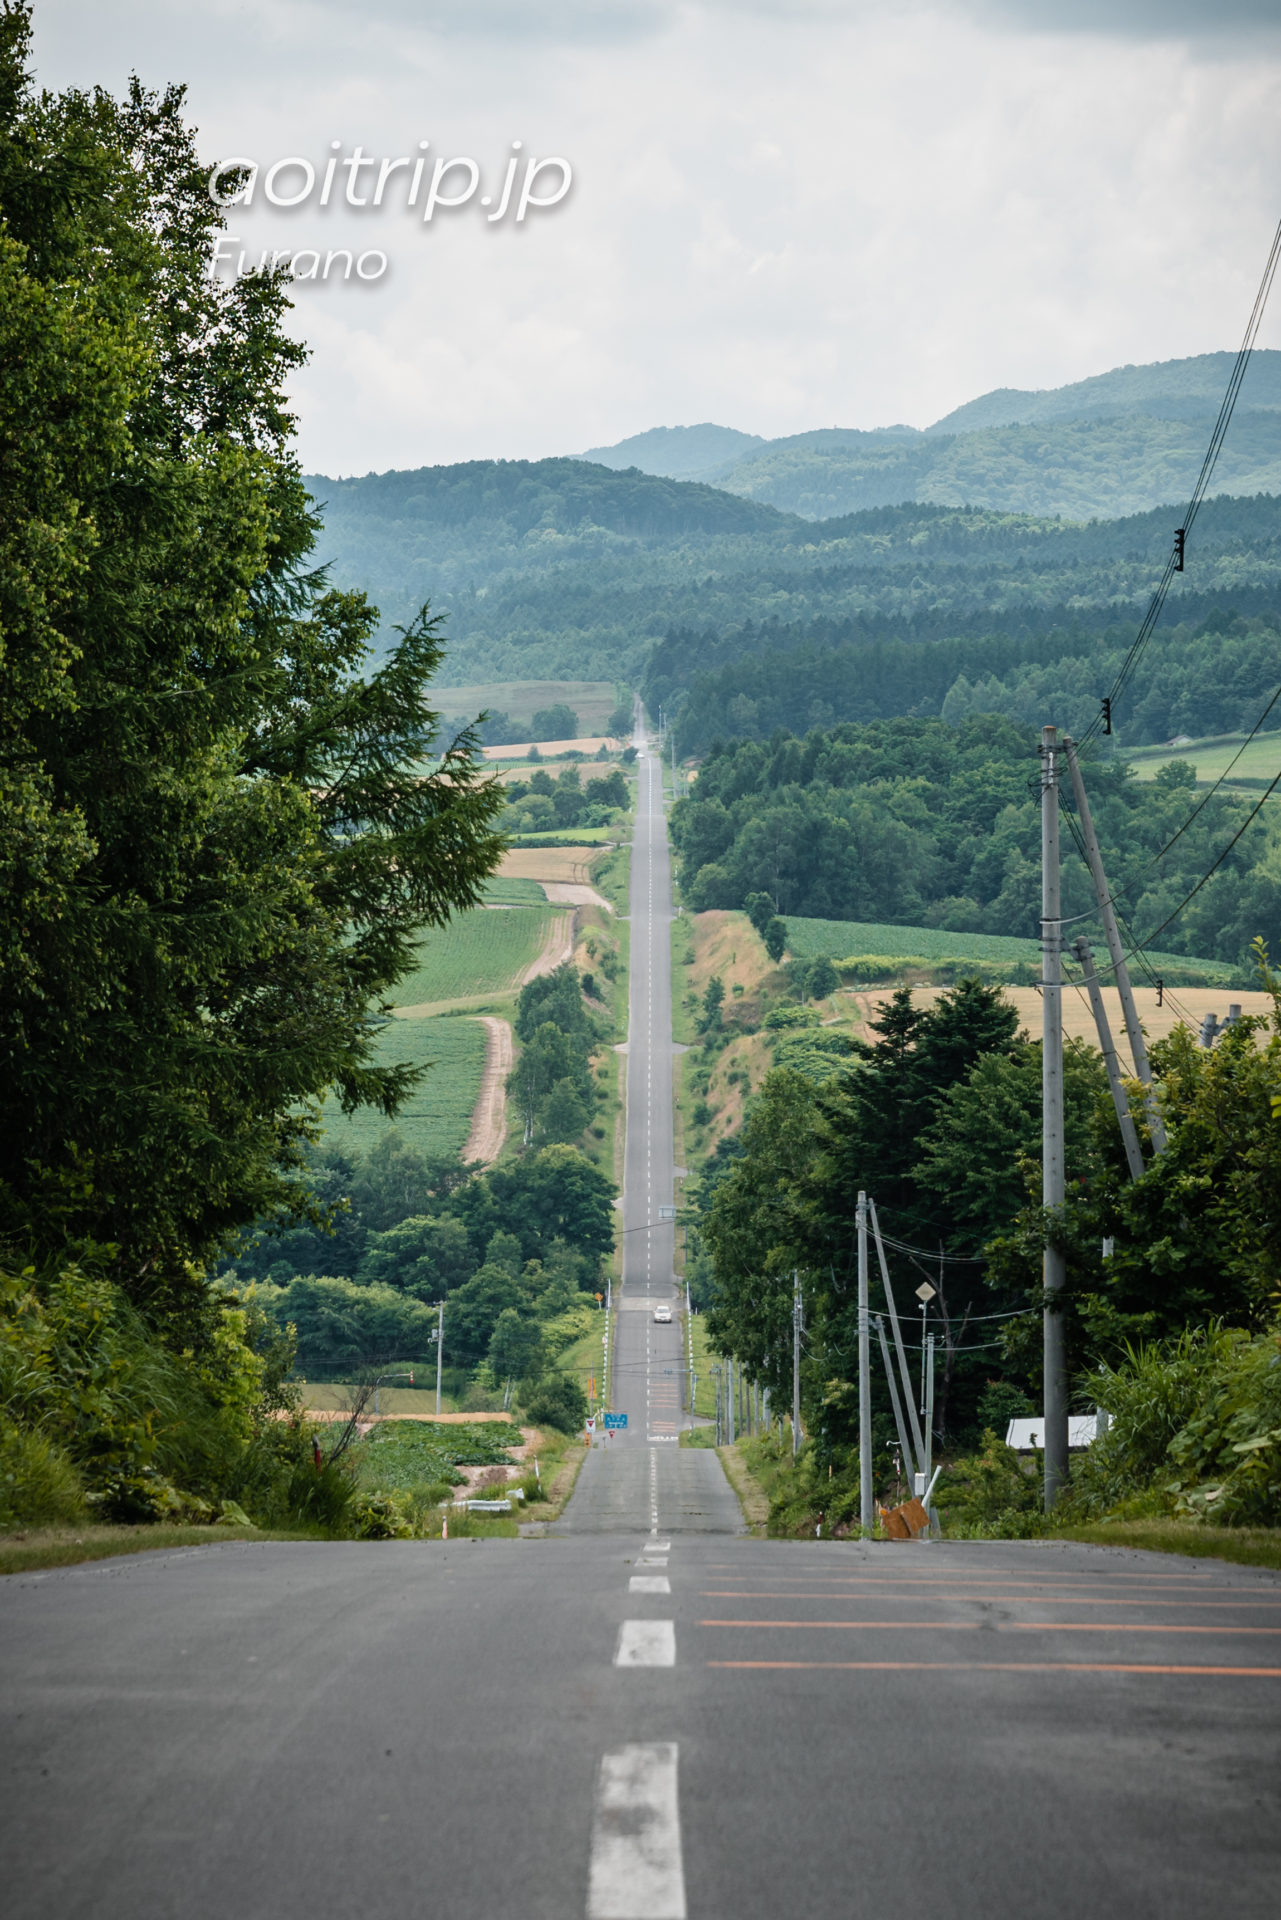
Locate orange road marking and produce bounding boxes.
[706,1661,1281,1677]
[698,1593,1281,1609]
[699,1620,1281,1635]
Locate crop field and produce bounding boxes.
[482,874,548,906]
[437,679,619,733]
[355,1420,517,1494]
[390,905,556,1007]
[322,1014,488,1161]
[784,914,1236,982]
[1125,731,1281,787]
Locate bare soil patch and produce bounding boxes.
[465,1015,513,1164]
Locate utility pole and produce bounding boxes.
[924,1334,935,1494]
[1041,724,1068,1509]
[857,1193,873,1533]
[875,1316,916,1488]
[435,1299,445,1416]
[726,1356,736,1445]
[792,1271,803,1458]
[1063,736,1166,1154]
[1073,934,1145,1181]
[869,1200,926,1474]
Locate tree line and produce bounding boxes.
[669,715,1281,968]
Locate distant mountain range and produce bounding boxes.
[571,352,1281,520]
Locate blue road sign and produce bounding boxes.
[603,1412,628,1430]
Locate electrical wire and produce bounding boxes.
[1076,211,1281,752]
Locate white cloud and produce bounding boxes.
[31,2,1281,472]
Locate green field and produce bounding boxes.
[1125,731,1281,788]
[783,915,1237,982]
[322,1014,488,1161]
[437,680,620,733]
[482,875,548,905]
[390,906,555,1007]
[355,1421,517,1494]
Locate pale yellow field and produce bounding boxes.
[848,985,1274,1075]
[498,845,606,886]
[481,736,611,760]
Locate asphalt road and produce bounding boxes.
[4,722,1280,1916]
[611,729,687,1453]
[4,1535,1280,1918]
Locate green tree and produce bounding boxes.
[488,1308,544,1387]
[744,891,776,938]
[699,976,726,1034]
[524,1369,589,1433]
[763,918,787,963]
[444,1262,528,1366]
[0,17,506,1323]
[606,699,634,741]
[530,703,577,740]
[356,1214,474,1299]
[805,955,840,1002]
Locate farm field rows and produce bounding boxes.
[784,913,1237,981]
[322,1014,489,1162]
[389,906,558,1007]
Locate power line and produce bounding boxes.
[1077,210,1281,752]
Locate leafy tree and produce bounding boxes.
[699,976,726,1034]
[0,15,505,1324]
[488,1308,544,1386]
[530,703,577,740]
[744,892,776,937]
[355,1214,474,1299]
[606,699,634,741]
[805,955,840,1002]
[763,918,787,963]
[443,1262,529,1366]
[524,1369,589,1433]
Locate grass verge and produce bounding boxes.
[1051,1521,1281,1571]
[0,1524,325,1576]
[715,1442,770,1531]
[520,1443,588,1524]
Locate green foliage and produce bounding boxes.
[509,963,604,1147]
[936,1432,1047,1538]
[804,955,840,1001]
[530,702,578,740]
[0,16,505,1324]
[763,918,787,963]
[523,1370,589,1433]
[1060,1324,1281,1528]
[671,717,1271,968]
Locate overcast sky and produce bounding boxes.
[31,1,1281,475]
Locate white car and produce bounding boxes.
[652,1303,672,1324]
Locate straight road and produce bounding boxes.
[3,1536,1279,1918]
[5,715,1280,1917]
[609,726,695,1453]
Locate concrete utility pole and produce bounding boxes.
[1063,736,1166,1154]
[1073,934,1145,1181]
[792,1271,803,1458]
[726,1356,736,1445]
[869,1200,926,1475]
[435,1299,445,1416]
[1041,725,1068,1508]
[857,1193,873,1533]
[875,1315,915,1490]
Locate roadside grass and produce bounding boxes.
[0,1525,326,1575]
[716,1442,770,1531]
[520,1442,588,1524]
[321,1013,489,1162]
[1051,1520,1281,1571]
[559,1310,611,1415]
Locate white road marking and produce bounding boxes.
[587,1743,686,1920]
[629,1574,671,1594]
[618,1581,673,1647]
[637,1557,668,1568]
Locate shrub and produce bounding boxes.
[0,1421,85,1527]
[523,1370,588,1433]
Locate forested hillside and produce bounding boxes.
[670,717,1281,967]
[306,448,1281,735]
[574,352,1281,519]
